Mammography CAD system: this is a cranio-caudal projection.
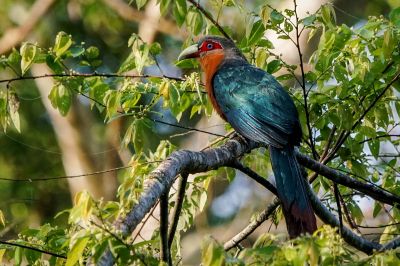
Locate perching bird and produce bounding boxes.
[178,36,317,238]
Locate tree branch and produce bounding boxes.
[0,72,185,84]
[0,239,66,259]
[295,151,400,206]
[223,198,280,251]
[103,0,184,39]
[97,136,259,265]
[0,0,56,54]
[293,0,318,159]
[160,189,171,265]
[230,160,277,195]
[187,0,233,41]
[168,173,188,248]
[97,134,400,264]
[305,176,382,254]
[327,69,400,159]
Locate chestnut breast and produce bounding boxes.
[199,51,227,120]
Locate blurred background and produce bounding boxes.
[0,0,398,264]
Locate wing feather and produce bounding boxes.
[213,64,301,147]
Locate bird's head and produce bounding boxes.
[178,36,246,75]
[178,36,245,61]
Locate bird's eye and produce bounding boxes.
[206,43,214,50]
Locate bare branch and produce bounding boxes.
[230,160,277,195]
[333,183,343,236]
[102,0,184,39]
[0,0,55,54]
[97,136,259,265]
[224,198,280,251]
[160,189,171,265]
[293,0,317,159]
[305,177,382,254]
[0,72,185,84]
[0,165,132,182]
[187,0,233,41]
[168,173,188,248]
[328,69,400,158]
[296,151,400,206]
[0,239,66,259]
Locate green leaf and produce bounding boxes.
[284,21,293,32]
[187,10,203,35]
[46,54,64,74]
[14,246,22,266]
[0,249,5,263]
[70,46,85,57]
[202,237,224,266]
[255,48,268,68]
[132,118,153,153]
[302,14,316,26]
[149,42,162,55]
[338,106,352,130]
[389,7,400,27]
[20,43,37,75]
[333,64,347,82]
[66,237,89,266]
[267,60,282,74]
[258,38,274,49]
[270,10,284,25]
[174,58,198,69]
[118,53,136,73]
[321,5,335,28]
[0,210,5,227]
[247,20,265,46]
[348,201,363,224]
[136,0,147,9]
[276,73,293,81]
[104,90,121,119]
[368,140,380,159]
[159,0,171,15]
[373,202,382,218]
[88,79,109,109]
[85,46,99,59]
[8,91,20,132]
[7,48,22,74]
[49,84,72,116]
[173,0,187,26]
[53,32,72,58]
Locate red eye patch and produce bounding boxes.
[199,40,223,53]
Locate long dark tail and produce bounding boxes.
[269,145,317,238]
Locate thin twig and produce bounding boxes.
[296,151,400,207]
[293,0,317,159]
[0,240,66,259]
[168,173,188,248]
[186,0,233,41]
[223,198,280,251]
[338,191,362,234]
[17,73,223,138]
[0,72,185,84]
[333,183,343,236]
[327,69,400,159]
[160,189,171,265]
[0,165,132,182]
[359,134,400,144]
[230,160,277,195]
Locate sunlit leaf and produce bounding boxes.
[20,43,37,75]
[53,32,72,58]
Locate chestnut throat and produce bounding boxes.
[199,51,226,120]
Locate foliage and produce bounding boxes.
[202,226,400,266]
[0,0,399,265]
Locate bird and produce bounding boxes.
[177,36,317,238]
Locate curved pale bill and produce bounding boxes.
[177,44,199,61]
